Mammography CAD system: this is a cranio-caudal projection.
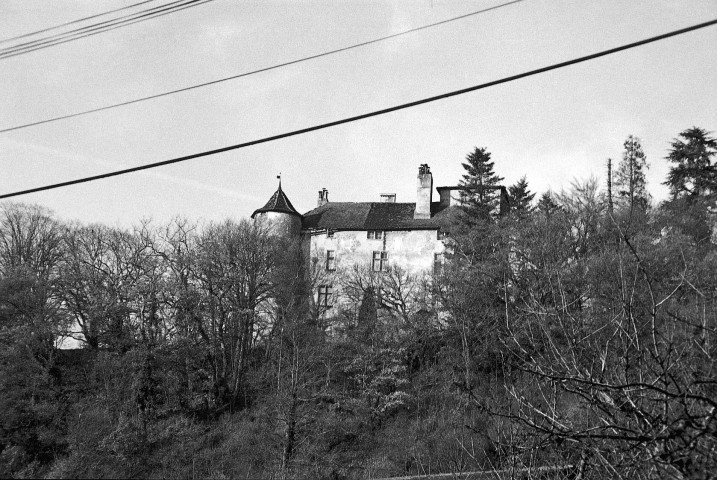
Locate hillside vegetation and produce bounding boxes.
[1,129,715,479]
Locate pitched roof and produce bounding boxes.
[251,183,301,218]
[302,202,459,231]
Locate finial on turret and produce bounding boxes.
[251,174,301,220]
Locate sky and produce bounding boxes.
[1,0,716,228]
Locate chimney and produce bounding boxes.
[438,188,451,207]
[380,193,396,203]
[317,188,329,207]
[437,186,461,207]
[414,164,433,219]
[498,186,510,216]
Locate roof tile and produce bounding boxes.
[251,184,301,218]
[301,202,458,231]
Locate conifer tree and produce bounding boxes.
[508,176,535,214]
[664,127,717,200]
[459,147,504,220]
[537,191,560,217]
[614,135,650,211]
[662,127,717,245]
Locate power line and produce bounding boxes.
[0,0,211,59]
[0,0,204,57]
[0,0,159,44]
[0,0,525,134]
[0,0,195,58]
[0,0,213,60]
[1,18,715,200]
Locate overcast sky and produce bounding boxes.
[1,0,716,227]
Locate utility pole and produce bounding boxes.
[607,158,614,214]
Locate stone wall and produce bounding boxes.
[304,229,445,316]
[254,211,302,237]
[305,229,444,275]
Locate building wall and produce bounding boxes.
[304,229,444,276]
[304,229,446,316]
[254,211,302,237]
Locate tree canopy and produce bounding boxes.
[614,134,650,212]
[664,127,717,200]
[508,175,535,214]
[458,147,504,221]
[1,128,716,478]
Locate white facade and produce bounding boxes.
[306,229,444,276]
[254,211,301,237]
[304,228,445,317]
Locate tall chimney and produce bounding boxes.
[317,188,329,207]
[414,164,433,219]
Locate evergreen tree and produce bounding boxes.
[459,147,504,220]
[664,127,717,200]
[536,191,560,217]
[662,128,717,245]
[614,135,649,212]
[508,176,535,214]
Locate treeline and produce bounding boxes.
[0,128,715,479]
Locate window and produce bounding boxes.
[367,230,383,240]
[326,229,334,238]
[372,251,388,272]
[326,250,336,271]
[317,285,333,309]
[437,230,449,240]
[433,253,444,275]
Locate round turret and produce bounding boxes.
[251,181,302,238]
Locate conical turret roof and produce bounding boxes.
[251,181,301,218]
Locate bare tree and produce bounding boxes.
[60,224,129,349]
[493,216,716,478]
[0,203,67,473]
[339,264,431,327]
[556,177,607,260]
[0,202,66,352]
[191,219,277,410]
